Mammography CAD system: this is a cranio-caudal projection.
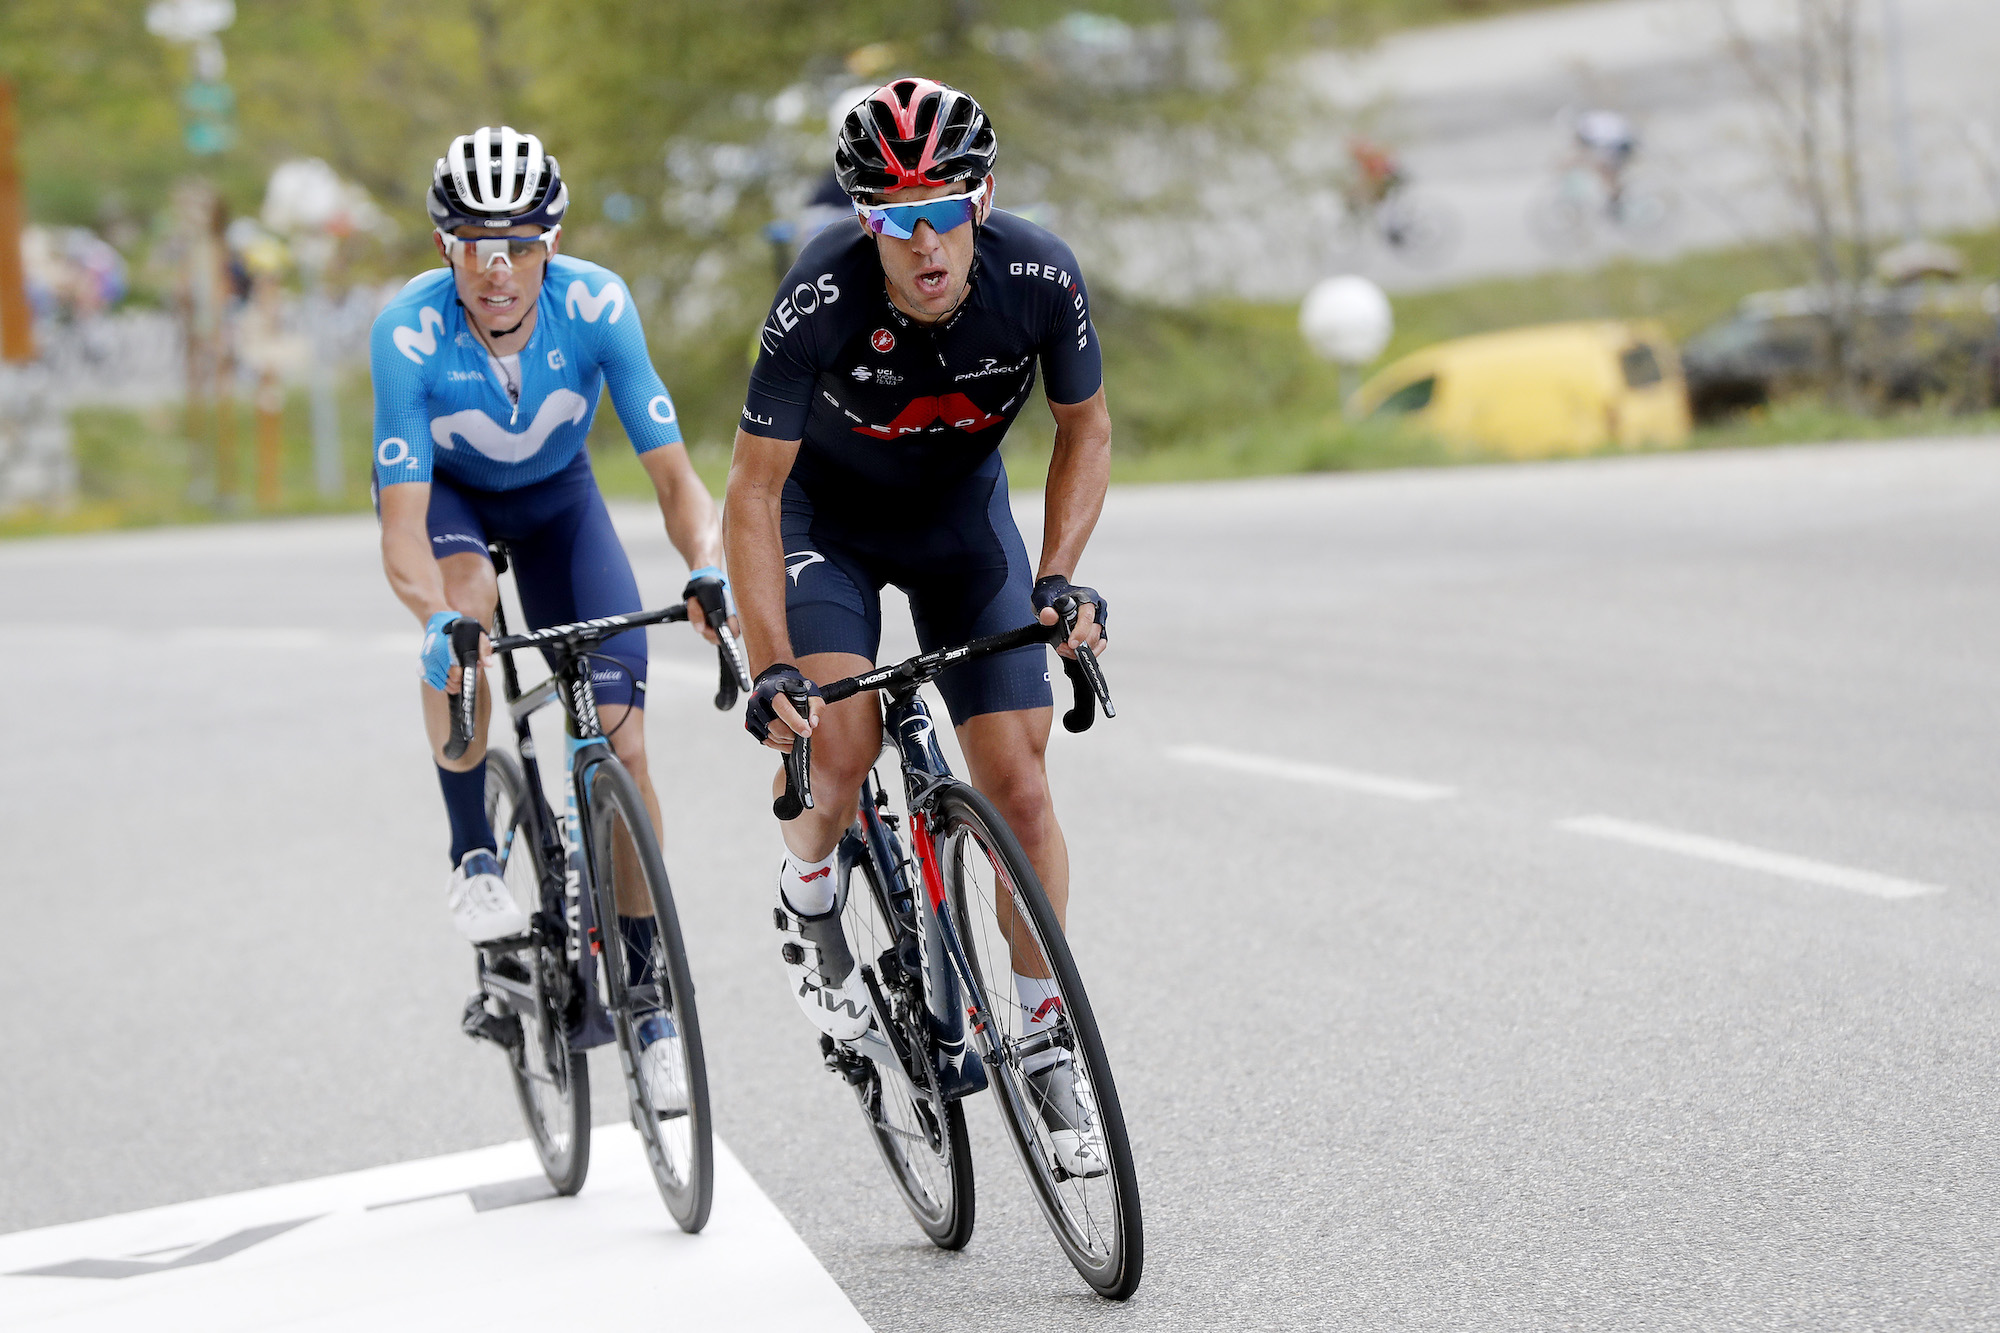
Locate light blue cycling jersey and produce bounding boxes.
[370,255,682,492]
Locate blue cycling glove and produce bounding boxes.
[745,663,822,743]
[420,610,462,691]
[1031,575,1109,643]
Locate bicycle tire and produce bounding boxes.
[839,833,975,1249]
[934,783,1143,1300]
[485,751,590,1196]
[1379,190,1459,268]
[586,754,714,1233]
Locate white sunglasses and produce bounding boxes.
[437,226,560,272]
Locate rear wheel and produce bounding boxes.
[934,783,1143,1300]
[838,827,975,1249]
[587,755,714,1233]
[484,751,589,1195]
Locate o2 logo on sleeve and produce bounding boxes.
[377,437,418,470]
[647,395,677,424]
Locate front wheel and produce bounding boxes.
[485,750,590,1195]
[838,831,975,1249]
[586,754,714,1234]
[934,784,1143,1300]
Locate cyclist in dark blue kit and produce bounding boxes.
[725,79,1113,1176]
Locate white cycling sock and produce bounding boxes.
[779,848,839,916]
[1015,972,1062,1028]
[1014,972,1065,1074]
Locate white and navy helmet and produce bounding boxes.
[427,126,570,231]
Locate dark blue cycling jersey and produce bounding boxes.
[742,209,1102,720]
[742,209,1102,495]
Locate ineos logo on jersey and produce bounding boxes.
[564,279,625,324]
[393,307,446,364]
[854,393,1004,439]
[785,551,825,583]
[759,274,842,353]
[871,328,895,353]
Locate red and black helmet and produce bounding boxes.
[834,78,998,198]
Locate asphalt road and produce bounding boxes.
[1118,0,2000,297]
[5,437,2000,1329]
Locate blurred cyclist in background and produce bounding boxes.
[1572,108,1639,215]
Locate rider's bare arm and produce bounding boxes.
[1038,387,1112,657]
[724,427,818,744]
[380,482,452,626]
[639,443,729,643]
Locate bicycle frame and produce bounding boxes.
[841,683,1058,1103]
[484,566,643,1051]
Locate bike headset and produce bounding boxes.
[834,78,998,315]
[428,125,570,339]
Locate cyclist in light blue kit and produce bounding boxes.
[372,128,730,1106]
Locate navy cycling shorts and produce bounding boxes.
[782,462,1053,725]
[384,451,648,710]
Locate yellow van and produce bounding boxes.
[1351,320,1691,457]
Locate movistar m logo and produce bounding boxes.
[565,279,625,324]
[785,551,825,584]
[430,389,590,464]
[393,307,446,364]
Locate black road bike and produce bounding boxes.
[775,603,1144,1298]
[449,543,752,1232]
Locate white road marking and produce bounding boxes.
[1557,815,1946,900]
[1166,744,1456,802]
[0,1127,871,1332]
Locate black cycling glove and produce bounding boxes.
[1031,574,1109,643]
[682,565,732,627]
[745,663,822,743]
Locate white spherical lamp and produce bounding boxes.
[1300,275,1393,366]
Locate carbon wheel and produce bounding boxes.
[587,755,714,1233]
[839,830,975,1249]
[485,751,590,1195]
[935,784,1143,1300]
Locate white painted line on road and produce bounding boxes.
[1556,815,1946,900]
[0,1127,871,1332]
[1166,744,1456,802]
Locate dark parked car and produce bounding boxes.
[1680,281,2000,419]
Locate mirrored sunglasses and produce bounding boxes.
[437,227,559,271]
[853,182,987,240]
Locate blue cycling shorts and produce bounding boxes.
[388,451,648,710]
[782,458,1054,725]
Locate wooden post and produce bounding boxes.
[255,371,282,507]
[0,78,35,364]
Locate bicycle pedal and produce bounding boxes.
[460,995,523,1050]
[819,1033,872,1086]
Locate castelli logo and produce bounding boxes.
[871,328,895,353]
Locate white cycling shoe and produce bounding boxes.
[635,1013,687,1115]
[446,850,530,943]
[773,876,874,1042]
[1025,1056,1109,1179]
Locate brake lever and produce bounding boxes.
[773,682,816,820]
[714,619,754,704]
[442,618,484,761]
[1053,596,1115,733]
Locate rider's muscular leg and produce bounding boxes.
[773,652,881,864]
[959,706,1069,955]
[420,552,500,768]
